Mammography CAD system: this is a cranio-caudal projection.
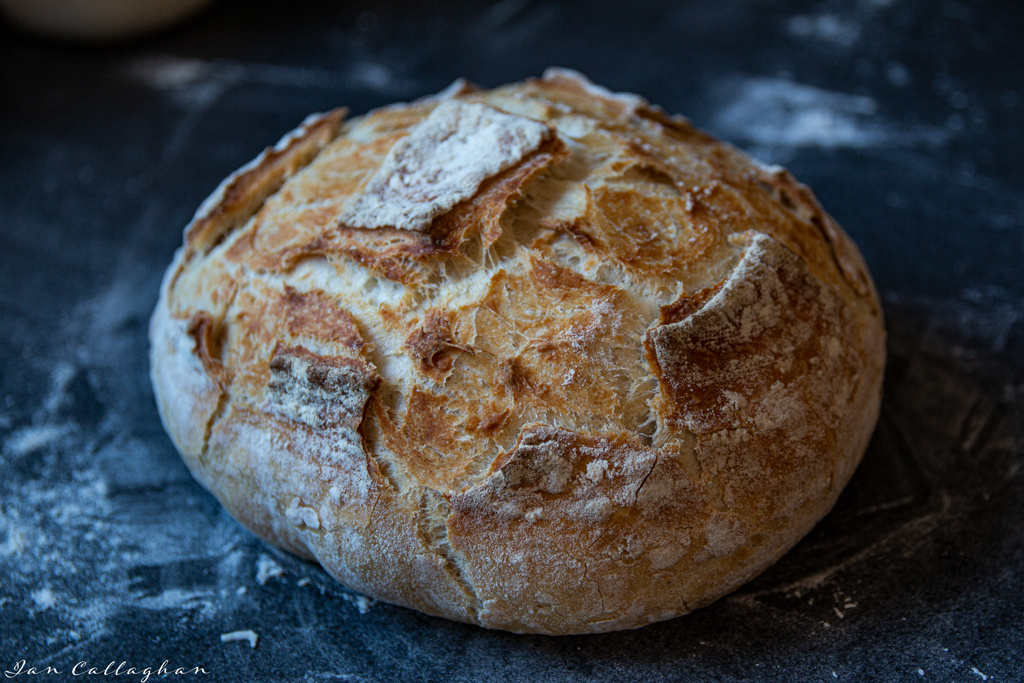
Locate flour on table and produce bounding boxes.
[220,629,259,649]
[354,596,372,615]
[256,555,285,585]
[31,586,56,611]
[715,77,947,150]
[3,424,71,458]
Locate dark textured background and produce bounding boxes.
[2,1,1023,681]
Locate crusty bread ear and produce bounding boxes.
[150,71,885,635]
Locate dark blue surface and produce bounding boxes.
[1,1,1022,681]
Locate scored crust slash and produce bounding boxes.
[149,68,885,635]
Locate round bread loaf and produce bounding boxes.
[150,69,885,635]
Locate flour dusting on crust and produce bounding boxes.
[266,346,376,432]
[340,100,552,231]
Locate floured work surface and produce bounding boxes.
[1,0,1023,680]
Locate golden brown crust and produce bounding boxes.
[185,108,347,258]
[185,311,227,388]
[237,135,568,285]
[150,71,885,635]
[404,308,473,381]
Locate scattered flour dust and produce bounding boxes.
[31,587,56,611]
[220,630,259,649]
[3,424,72,458]
[0,517,27,556]
[714,77,947,150]
[256,555,285,585]
[353,595,373,615]
[787,13,861,48]
[785,0,902,49]
[126,54,413,106]
[0,269,258,644]
[0,263,393,658]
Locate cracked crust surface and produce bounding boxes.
[150,70,885,635]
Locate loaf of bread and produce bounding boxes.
[150,69,885,635]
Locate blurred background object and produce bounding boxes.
[0,0,215,41]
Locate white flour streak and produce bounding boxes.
[31,587,57,611]
[715,77,947,149]
[256,555,285,585]
[133,588,216,614]
[786,0,901,48]
[717,78,879,148]
[131,56,211,90]
[127,55,416,101]
[349,62,394,91]
[221,630,259,649]
[3,424,71,458]
[125,55,421,161]
[334,591,375,615]
[354,595,373,615]
[0,517,27,556]
[787,14,862,47]
[4,363,81,458]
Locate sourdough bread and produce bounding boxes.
[150,69,885,635]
